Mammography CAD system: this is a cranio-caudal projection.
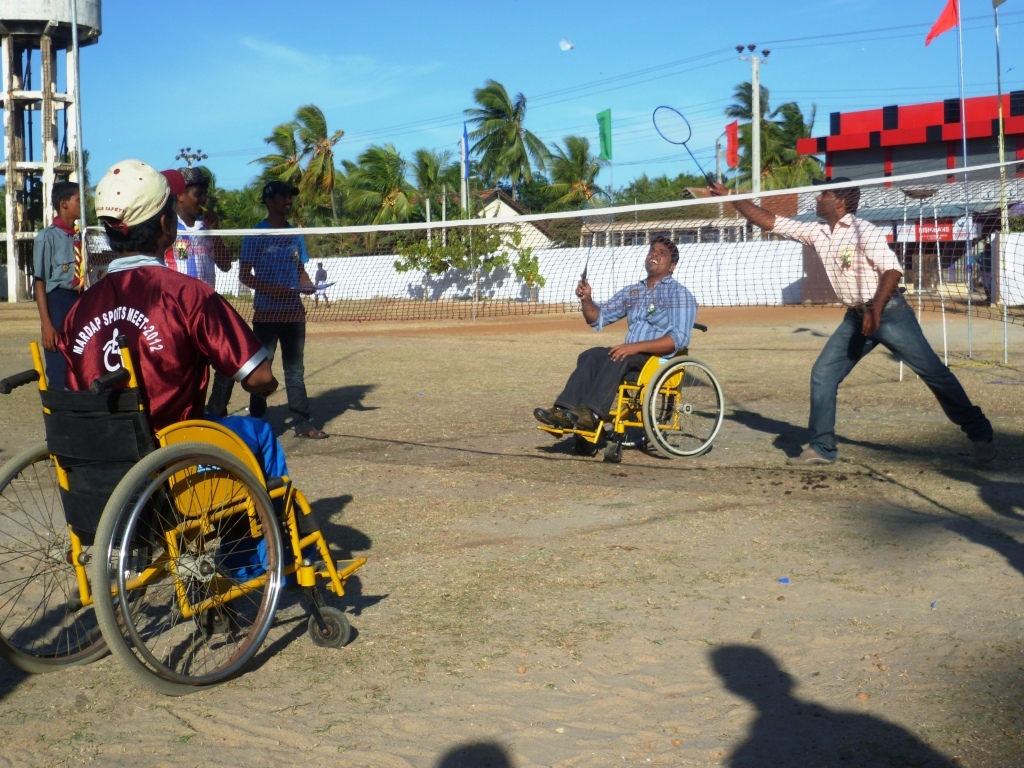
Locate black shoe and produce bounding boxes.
[534,407,574,429]
[567,407,600,431]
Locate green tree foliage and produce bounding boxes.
[295,104,344,222]
[394,223,536,301]
[346,144,416,226]
[613,172,708,206]
[546,135,607,211]
[411,148,459,223]
[725,81,822,190]
[465,79,549,199]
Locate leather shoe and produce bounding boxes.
[567,407,600,431]
[534,407,574,429]
[786,447,835,466]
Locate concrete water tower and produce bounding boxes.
[2,1,101,302]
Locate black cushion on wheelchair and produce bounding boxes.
[40,388,156,544]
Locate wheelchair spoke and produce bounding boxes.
[0,444,106,671]
[643,359,725,458]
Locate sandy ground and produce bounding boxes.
[1,304,1023,768]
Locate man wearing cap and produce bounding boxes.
[58,159,279,445]
[161,167,231,286]
[207,180,326,439]
[709,178,996,466]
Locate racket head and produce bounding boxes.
[653,106,693,146]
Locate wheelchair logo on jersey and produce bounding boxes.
[102,328,123,372]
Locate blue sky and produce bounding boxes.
[71,0,1024,191]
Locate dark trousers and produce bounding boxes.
[207,321,312,426]
[808,293,993,460]
[44,288,79,390]
[554,347,649,419]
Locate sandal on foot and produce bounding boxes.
[296,425,329,439]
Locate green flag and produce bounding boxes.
[597,109,612,161]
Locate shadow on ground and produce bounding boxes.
[435,741,513,768]
[709,645,955,767]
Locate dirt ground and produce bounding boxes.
[1,304,1023,768]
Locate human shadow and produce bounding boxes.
[306,494,387,615]
[726,407,934,460]
[709,645,956,767]
[260,383,377,439]
[435,741,514,768]
[939,467,1024,524]
[0,660,29,704]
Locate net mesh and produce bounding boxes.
[87,163,1024,325]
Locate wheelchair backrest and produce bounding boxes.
[41,387,154,543]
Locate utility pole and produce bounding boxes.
[737,44,769,218]
[175,147,208,168]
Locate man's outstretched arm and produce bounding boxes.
[708,181,777,231]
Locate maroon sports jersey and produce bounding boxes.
[59,257,267,432]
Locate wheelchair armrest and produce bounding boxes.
[693,323,707,333]
[266,476,286,492]
[0,369,39,395]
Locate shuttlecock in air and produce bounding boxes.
[559,37,575,51]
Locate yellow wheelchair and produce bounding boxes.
[0,337,365,694]
[538,323,724,463]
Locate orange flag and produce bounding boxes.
[925,0,959,46]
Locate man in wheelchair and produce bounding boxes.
[57,159,282,473]
[534,236,698,431]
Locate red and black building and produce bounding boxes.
[796,92,1024,181]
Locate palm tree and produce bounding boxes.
[252,122,303,187]
[465,79,549,200]
[546,136,607,211]
[294,104,344,223]
[725,82,821,189]
[346,144,416,225]
[411,148,456,220]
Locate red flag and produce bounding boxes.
[725,120,739,168]
[925,0,959,46]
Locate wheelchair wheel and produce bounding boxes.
[92,442,283,695]
[308,606,351,648]
[0,443,107,673]
[642,358,724,458]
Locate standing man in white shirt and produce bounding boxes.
[171,167,231,288]
[709,177,996,466]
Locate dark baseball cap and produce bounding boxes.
[179,166,210,189]
[813,176,854,187]
[262,180,300,201]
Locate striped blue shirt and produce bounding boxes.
[590,276,698,353]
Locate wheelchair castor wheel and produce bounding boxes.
[603,441,623,464]
[308,606,352,648]
[573,435,600,457]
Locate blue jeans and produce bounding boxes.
[808,293,992,460]
[253,321,312,428]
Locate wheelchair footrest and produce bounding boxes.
[331,558,367,580]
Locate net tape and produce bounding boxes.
[87,162,1024,324]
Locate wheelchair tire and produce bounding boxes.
[0,443,108,673]
[91,442,283,695]
[603,441,623,464]
[642,358,724,458]
[308,606,352,649]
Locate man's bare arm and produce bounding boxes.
[862,269,903,335]
[707,180,777,231]
[608,334,676,362]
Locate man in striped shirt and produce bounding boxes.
[534,236,698,431]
